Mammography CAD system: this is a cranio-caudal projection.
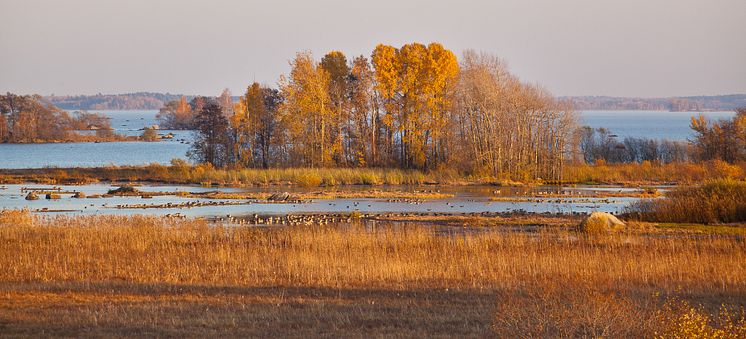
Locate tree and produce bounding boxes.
[156,96,194,129]
[320,51,351,165]
[233,82,283,168]
[420,43,459,168]
[256,86,283,168]
[349,55,379,166]
[454,50,576,180]
[0,93,73,142]
[217,88,234,117]
[188,100,231,167]
[279,51,333,167]
[0,113,8,141]
[371,45,398,166]
[372,42,459,169]
[690,109,746,163]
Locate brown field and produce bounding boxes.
[0,212,745,337]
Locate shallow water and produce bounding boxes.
[0,184,642,217]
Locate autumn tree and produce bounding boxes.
[156,96,194,129]
[233,82,283,168]
[372,42,459,169]
[320,51,351,165]
[454,50,576,181]
[279,52,333,167]
[0,93,73,142]
[0,113,8,141]
[369,46,395,166]
[348,55,379,166]
[691,109,746,163]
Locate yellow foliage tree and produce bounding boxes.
[372,42,459,169]
[279,52,333,167]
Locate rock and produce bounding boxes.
[25,192,39,200]
[578,212,626,234]
[45,193,61,199]
[107,185,139,195]
[72,192,86,199]
[268,192,290,202]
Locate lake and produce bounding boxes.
[0,110,736,169]
[580,110,735,140]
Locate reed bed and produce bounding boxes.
[565,160,746,184]
[0,165,439,186]
[0,214,742,291]
[624,179,746,224]
[0,213,744,336]
[4,160,743,187]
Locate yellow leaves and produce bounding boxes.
[230,101,246,130]
[654,298,746,339]
[176,96,190,115]
[372,44,399,100]
[691,114,708,132]
[279,51,334,166]
[371,42,460,169]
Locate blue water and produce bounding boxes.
[581,110,735,140]
[0,110,192,168]
[0,184,636,217]
[0,110,736,169]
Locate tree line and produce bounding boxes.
[578,109,746,165]
[577,127,689,164]
[164,43,578,181]
[47,92,187,110]
[0,93,116,143]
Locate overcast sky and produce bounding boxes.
[1,0,744,97]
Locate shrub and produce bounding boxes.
[654,298,746,338]
[140,127,159,141]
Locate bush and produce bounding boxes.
[140,127,159,142]
[654,298,746,338]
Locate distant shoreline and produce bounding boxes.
[40,92,746,111]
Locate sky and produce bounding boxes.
[1,0,745,97]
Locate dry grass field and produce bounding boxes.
[0,211,744,337]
